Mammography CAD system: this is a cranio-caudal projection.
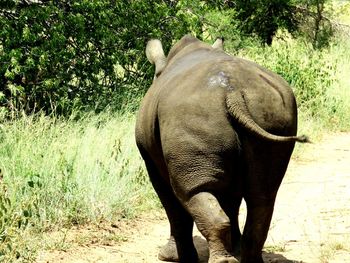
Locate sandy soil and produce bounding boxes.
[36,132,350,263]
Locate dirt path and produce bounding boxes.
[36,133,350,263]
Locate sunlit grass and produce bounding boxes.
[0,112,158,261]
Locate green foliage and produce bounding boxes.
[295,0,335,49]
[0,0,343,117]
[203,8,262,52]
[234,0,298,45]
[208,0,335,49]
[0,0,203,115]
[0,171,43,262]
[333,1,350,24]
[0,112,158,261]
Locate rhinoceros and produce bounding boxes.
[135,35,308,263]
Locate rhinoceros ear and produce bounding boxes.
[212,38,224,50]
[146,39,167,77]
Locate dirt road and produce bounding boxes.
[37,133,350,263]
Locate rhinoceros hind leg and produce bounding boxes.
[140,151,198,262]
[186,192,239,263]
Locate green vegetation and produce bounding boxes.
[0,0,340,116]
[0,0,349,261]
[0,0,202,115]
[0,113,158,261]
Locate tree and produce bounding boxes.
[234,0,298,45]
[295,0,334,49]
[0,0,204,116]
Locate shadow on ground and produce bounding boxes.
[193,236,302,263]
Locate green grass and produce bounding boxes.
[0,112,158,262]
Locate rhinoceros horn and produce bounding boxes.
[146,39,167,77]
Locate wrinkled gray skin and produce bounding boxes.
[135,35,308,263]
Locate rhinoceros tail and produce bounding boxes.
[226,90,310,143]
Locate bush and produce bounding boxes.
[0,1,203,116]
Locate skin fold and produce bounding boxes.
[135,35,308,263]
